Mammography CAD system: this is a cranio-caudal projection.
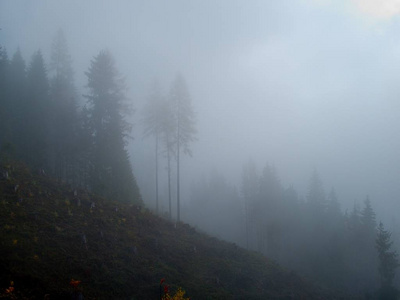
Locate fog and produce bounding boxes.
[5,0,400,296]
[2,0,400,249]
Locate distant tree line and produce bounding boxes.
[186,162,399,298]
[0,30,141,204]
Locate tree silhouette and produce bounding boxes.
[169,74,196,222]
[376,222,399,288]
[84,50,141,204]
[0,46,9,148]
[48,29,79,183]
[143,80,165,214]
[241,159,258,249]
[25,50,50,170]
[7,49,27,158]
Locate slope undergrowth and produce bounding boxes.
[0,160,347,299]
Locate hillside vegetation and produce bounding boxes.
[0,160,345,299]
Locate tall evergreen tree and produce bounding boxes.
[376,221,399,297]
[84,50,141,204]
[25,50,50,170]
[49,29,74,81]
[307,169,326,212]
[241,159,259,249]
[347,203,361,231]
[326,188,341,218]
[353,197,379,293]
[258,164,283,258]
[143,80,165,214]
[0,47,9,149]
[76,105,93,188]
[169,74,196,222]
[361,196,377,237]
[48,29,79,183]
[6,49,27,159]
[162,100,176,219]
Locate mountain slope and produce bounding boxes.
[0,160,345,299]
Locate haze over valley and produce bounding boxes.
[2,1,400,298]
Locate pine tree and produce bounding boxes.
[326,188,341,218]
[25,50,50,170]
[361,196,377,236]
[258,164,283,258]
[143,80,165,214]
[376,222,399,288]
[169,74,196,222]
[76,105,93,188]
[48,29,79,183]
[241,159,259,249]
[347,203,361,231]
[84,50,141,204]
[3,49,27,161]
[0,47,9,149]
[162,101,176,219]
[307,169,326,212]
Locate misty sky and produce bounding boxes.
[2,0,400,225]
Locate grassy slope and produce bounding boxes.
[0,161,345,299]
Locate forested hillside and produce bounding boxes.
[185,164,400,298]
[0,30,141,205]
[0,160,344,299]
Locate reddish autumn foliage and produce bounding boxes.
[69,279,81,289]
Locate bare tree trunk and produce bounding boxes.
[167,146,172,220]
[177,136,180,222]
[155,132,159,214]
[245,198,249,249]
